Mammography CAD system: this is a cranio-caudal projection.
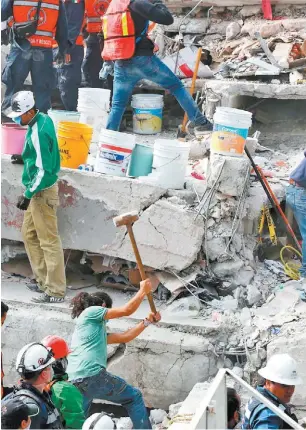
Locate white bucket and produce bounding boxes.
[151,139,190,189]
[48,110,80,135]
[95,129,136,177]
[131,94,163,135]
[211,107,252,157]
[79,110,108,143]
[77,88,111,112]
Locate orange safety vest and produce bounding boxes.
[102,0,139,60]
[11,0,60,48]
[85,0,110,33]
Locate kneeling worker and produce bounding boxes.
[242,353,302,429]
[102,0,211,134]
[42,335,86,429]
[7,91,66,304]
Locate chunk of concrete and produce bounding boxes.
[209,153,250,197]
[212,259,244,278]
[116,418,133,429]
[150,409,168,425]
[247,284,262,306]
[232,266,255,287]
[165,296,201,318]
[226,22,241,40]
[204,236,227,261]
[1,156,205,271]
[239,5,261,18]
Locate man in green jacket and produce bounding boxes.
[7,91,66,303]
[42,335,85,429]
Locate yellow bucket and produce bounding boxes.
[58,121,93,169]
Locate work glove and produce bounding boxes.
[11,154,24,165]
[16,195,31,211]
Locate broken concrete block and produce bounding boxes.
[232,366,244,378]
[204,236,227,261]
[212,259,244,278]
[150,409,167,425]
[116,417,133,429]
[211,296,238,311]
[168,402,183,419]
[232,266,255,287]
[260,22,282,38]
[226,22,241,40]
[282,18,306,32]
[239,5,261,18]
[166,296,201,318]
[247,284,262,306]
[209,153,250,197]
[273,43,293,69]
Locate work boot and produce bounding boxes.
[26,282,43,293]
[194,122,213,136]
[31,293,65,304]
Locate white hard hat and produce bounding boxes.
[82,413,116,430]
[6,91,35,118]
[16,342,55,376]
[258,354,303,386]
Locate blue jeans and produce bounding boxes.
[286,184,306,277]
[72,368,152,429]
[2,44,55,114]
[106,55,208,131]
[58,45,84,111]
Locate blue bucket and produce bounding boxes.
[128,144,153,177]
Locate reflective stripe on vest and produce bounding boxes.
[12,0,59,48]
[85,0,110,33]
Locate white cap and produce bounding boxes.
[258,354,303,386]
[82,413,116,430]
[6,91,35,118]
[16,343,55,376]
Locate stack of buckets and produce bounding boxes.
[77,88,110,143]
[48,110,80,136]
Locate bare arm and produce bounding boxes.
[104,279,152,320]
[107,312,161,344]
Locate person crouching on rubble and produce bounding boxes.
[286,150,306,284]
[42,335,86,429]
[67,279,161,429]
[8,90,66,304]
[242,353,302,429]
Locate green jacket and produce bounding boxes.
[50,375,85,429]
[22,112,60,199]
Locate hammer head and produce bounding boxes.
[113,211,139,227]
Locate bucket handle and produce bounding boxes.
[152,154,181,170]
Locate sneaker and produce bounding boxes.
[32,293,65,303]
[194,122,213,136]
[26,283,44,294]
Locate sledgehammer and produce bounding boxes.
[113,211,157,314]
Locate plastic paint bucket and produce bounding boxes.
[131,94,163,135]
[48,110,80,135]
[58,121,93,169]
[128,144,153,177]
[1,123,27,155]
[79,110,108,143]
[95,129,136,177]
[152,139,190,189]
[77,88,111,112]
[211,107,252,156]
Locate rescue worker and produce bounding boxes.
[42,335,86,429]
[1,0,68,115]
[102,0,211,133]
[57,0,85,111]
[8,91,66,304]
[227,388,241,429]
[82,0,110,87]
[82,413,116,430]
[67,280,161,429]
[3,342,63,429]
[286,150,306,284]
[1,397,40,430]
[242,354,302,429]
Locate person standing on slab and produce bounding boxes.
[67,280,161,429]
[286,150,306,284]
[102,0,211,133]
[8,91,66,304]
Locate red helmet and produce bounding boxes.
[42,335,71,359]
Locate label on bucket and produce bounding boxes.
[95,143,132,176]
[211,124,248,156]
[133,108,162,135]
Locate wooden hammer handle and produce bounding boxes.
[126,225,157,314]
[182,47,203,133]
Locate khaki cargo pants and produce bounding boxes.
[21,183,66,298]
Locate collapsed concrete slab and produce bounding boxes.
[1,156,204,271]
[2,300,219,409]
